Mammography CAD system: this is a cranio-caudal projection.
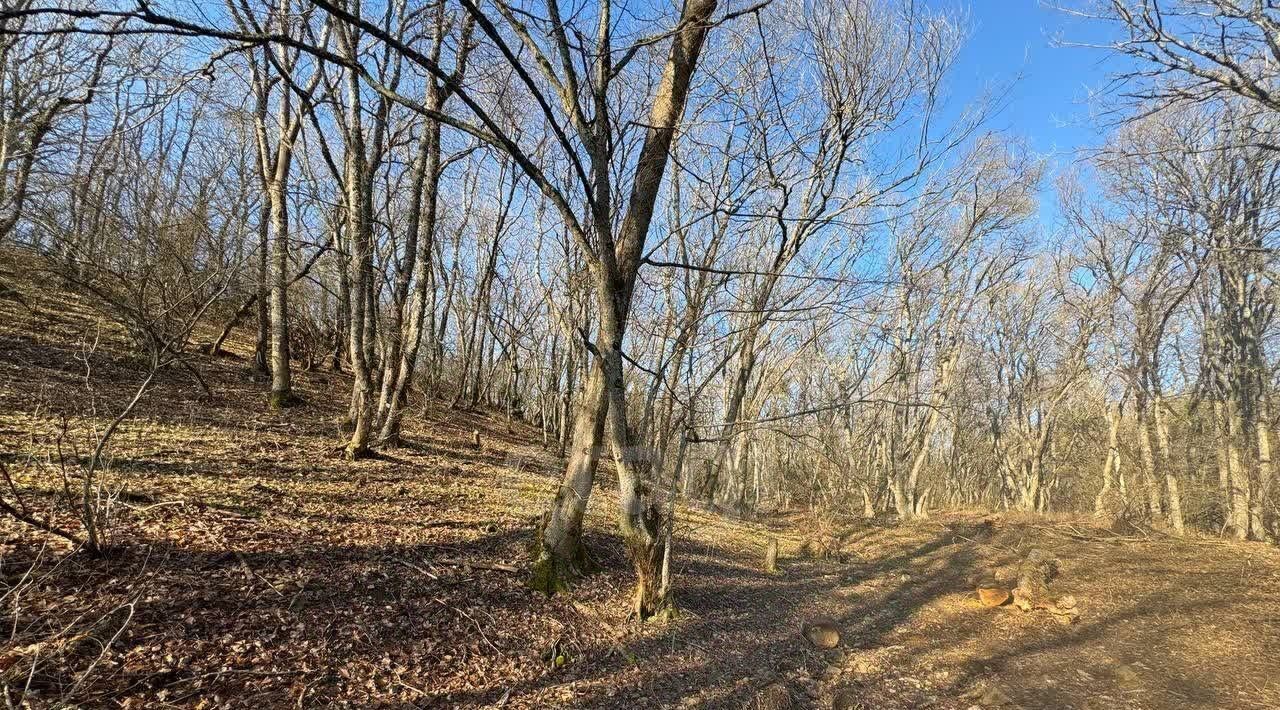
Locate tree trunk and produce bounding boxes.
[1095,400,1122,515]
[895,350,955,519]
[267,184,293,408]
[254,203,270,375]
[532,0,718,620]
[1136,402,1163,519]
[1226,404,1251,539]
[1214,400,1231,527]
[599,310,670,619]
[1154,396,1183,535]
[1252,397,1274,541]
[377,120,442,445]
[339,45,379,459]
[530,362,607,592]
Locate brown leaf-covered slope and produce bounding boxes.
[1,253,1278,709]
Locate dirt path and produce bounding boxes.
[416,505,1280,709]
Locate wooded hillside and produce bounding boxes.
[1,0,1280,707]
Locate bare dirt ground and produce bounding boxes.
[1,256,1279,709]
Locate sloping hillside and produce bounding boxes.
[1,254,1279,709]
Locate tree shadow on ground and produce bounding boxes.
[16,527,559,705]
[435,524,999,708]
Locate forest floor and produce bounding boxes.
[1,252,1280,709]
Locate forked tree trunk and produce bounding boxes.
[1095,400,1122,516]
[245,41,308,408]
[531,0,718,618]
[377,119,443,445]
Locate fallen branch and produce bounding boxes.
[435,556,519,573]
[1031,524,1151,543]
[392,558,440,580]
[121,499,186,513]
[164,667,309,688]
[0,462,83,547]
[432,597,500,653]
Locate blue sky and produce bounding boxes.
[940,0,1127,224]
[949,0,1116,160]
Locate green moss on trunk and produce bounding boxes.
[526,518,591,595]
[526,551,572,595]
[269,390,299,410]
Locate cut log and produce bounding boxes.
[1046,594,1080,625]
[801,619,840,649]
[1013,548,1059,610]
[977,586,1012,607]
[1010,549,1079,623]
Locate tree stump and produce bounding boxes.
[471,429,482,450]
[1012,548,1058,611]
[976,584,1012,607]
[1011,549,1079,623]
[763,537,779,574]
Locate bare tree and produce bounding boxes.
[0,2,114,244]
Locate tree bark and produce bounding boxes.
[1252,397,1274,540]
[1136,397,1164,519]
[253,202,270,376]
[1095,400,1123,516]
[531,363,607,590]
[1226,403,1251,539]
[267,183,293,409]
[1155,396,1183,535]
